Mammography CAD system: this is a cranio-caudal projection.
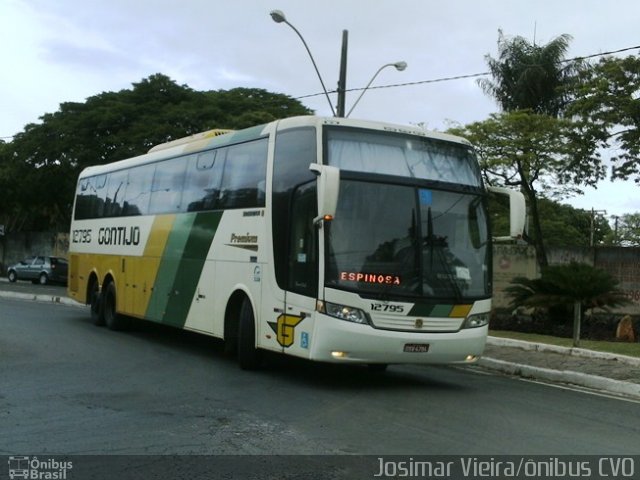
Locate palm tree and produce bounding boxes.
[506,262,629,346]
[478,31,582,268]
[478,31,578,117]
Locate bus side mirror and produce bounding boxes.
[487,186,526,241]
[309,163,340,224]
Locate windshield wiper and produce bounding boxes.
[424,206,463,301]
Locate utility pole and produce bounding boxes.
[336,30,348,117]
[590,208,607,247]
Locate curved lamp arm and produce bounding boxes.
[270,10,336,117]
[346,61,407,118]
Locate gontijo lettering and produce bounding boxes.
[98,226,140,246]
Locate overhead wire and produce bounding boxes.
[295,44,640,100]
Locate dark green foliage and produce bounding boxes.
[506,262,629,311]
[488,197,612,246]
[0,74,313,232]
[568,56,640,183]
[478,31,579,116]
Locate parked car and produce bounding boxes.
[6,256,68,285]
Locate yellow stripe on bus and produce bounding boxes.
[126,215,176,317]
[449,304,473,318]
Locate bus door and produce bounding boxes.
[281,181,318,357]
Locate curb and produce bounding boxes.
[487,335,640,367]
[478,357,640,400]
[0,290,84,308]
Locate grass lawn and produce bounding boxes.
[490,330,640,358]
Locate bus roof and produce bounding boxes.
[77,116,471,179]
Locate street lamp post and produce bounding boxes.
[346,61,407,118]
[270,10,336,116]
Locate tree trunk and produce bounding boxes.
[572,300,581,347]
[524,186,549,268]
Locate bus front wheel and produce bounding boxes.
[237,298,262,370]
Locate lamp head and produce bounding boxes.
[394,61,408,71]
[270,10,287,23]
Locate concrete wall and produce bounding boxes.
[493,244,640,315]
[0,232,69,274]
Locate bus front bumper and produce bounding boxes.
[308,314,488,365]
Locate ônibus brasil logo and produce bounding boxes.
[8,456,73,479]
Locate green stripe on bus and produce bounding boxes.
[161,211,222,328]
[408,303,454,317]
[407,304,435,317]
[145,214,197,322]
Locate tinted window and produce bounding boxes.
[272,128,317,290]
[104,170,128,217]
[288,182,318,296]
[182,151,225,212]
[150,157,187,214]
[326,127,482,187]
[123,164,155,216]
[219,139,268,209]
[75,178,94,220]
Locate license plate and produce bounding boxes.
[404,343,430,353]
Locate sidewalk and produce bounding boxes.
[480,337,640,400]
[1,281,639,399]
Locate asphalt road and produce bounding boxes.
[0,277,68,297]
[2,296,640,460]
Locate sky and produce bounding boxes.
[1,0,639,217]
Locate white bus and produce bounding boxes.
[68,116,524,369]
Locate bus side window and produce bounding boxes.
[123,163,155,216]
[219,138,268,209]
[75,178,95,220]
[104,170,128,217]
[182,151,224,212]
[149,156,187,214]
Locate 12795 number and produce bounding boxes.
[371,303,405,313]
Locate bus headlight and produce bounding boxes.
[462,313,489,329]
[317,301,369,325]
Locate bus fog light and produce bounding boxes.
[331,351,349,358]
[462,313,489,329]
[318,301,369,324]
[465,355,479,362]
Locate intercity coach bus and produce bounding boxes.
[68,116,525,369]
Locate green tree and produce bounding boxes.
[478,31,579,116]
[568,55,640,183]
[473,32,599,267]
[0,74,312,232]
[449,110,604,267]
[607,212,640,246]
[506,262,629,346]
[490,198,611,247]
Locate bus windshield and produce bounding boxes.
[326,127,481,187]
[325,181,489,300]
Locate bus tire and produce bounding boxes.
[237,298,262,370]
[89,281,104,326]
[102,282,129,331]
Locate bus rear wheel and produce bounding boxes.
[237,298,262,370]
[102,282,129,331]
[89,281,104,326]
